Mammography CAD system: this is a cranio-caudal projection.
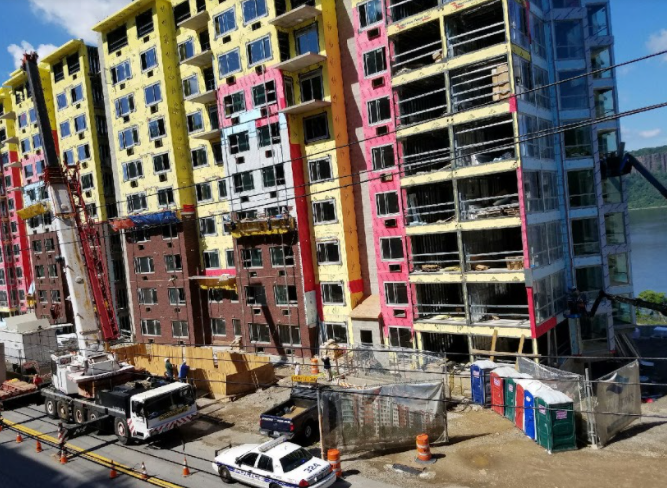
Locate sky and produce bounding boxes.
[0,0,665,150]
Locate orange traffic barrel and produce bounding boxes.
[327,449,342,478]
[310,357,319,375]
[416,434,432,463]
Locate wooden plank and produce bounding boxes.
[516,334,525,369]
[470,348,541,359]
[489,329,498,362]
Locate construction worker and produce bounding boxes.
[322,355,333,382]
[165,358,174,381]
[32,374,43,387]
[178,361,189,383]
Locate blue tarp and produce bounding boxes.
[129,211,180,228]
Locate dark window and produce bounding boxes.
[107,25,128,54]
[53,62,64,82]
[136,9,154,37]
[303,113,329,143]
[66,54,80,75]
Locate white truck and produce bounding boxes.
[22,52,198,445]
[43,376,197,444]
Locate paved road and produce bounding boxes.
[0,401,395,488]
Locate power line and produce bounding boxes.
[9,100,667,256]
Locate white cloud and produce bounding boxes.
[638,129,662,139]
[647,29,667,61]
[27,0,131,44]
[7,41,57,69]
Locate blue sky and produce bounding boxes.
[0,0,665,150]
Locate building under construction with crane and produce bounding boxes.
[0,0,654,364]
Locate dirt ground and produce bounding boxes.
[340,397,667,488]
[203,378,667,488]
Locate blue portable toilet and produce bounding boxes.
[520,380,545,441]
[514,379,542,438]
[470,360,498,405]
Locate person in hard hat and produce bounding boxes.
[178,360,189,383]
[164,358,174,380]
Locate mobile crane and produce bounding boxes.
[22,52,196,444]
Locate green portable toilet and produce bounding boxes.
[534,386,577,453]
[503,373,531,421]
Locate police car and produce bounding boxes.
[212,436,336,487]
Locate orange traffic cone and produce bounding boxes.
[16,432,23,443]
[36,439,43,453]
[109,460,118,479]
[140,462,148,480]
[60,449,67,464]
[182,456,191,477]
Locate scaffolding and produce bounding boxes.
[445,1,506,58]
[396,74,448,126]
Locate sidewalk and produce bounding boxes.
[337,474,403,488]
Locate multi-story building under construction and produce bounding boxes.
[347,0,631,359]
[0,0,629,359]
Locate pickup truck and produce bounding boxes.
[260,387,318,442]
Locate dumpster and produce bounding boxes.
[503,373,532,421]
[514,379,542,435]
[489,366,522,415]
[535,386,577,453]
[470,360,498,405]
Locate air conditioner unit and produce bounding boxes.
[380,173,393,182]
[265,150,273,158]
[145,307,151,312]
[388,264,401,273]
[143,36,150,43]
[85,191,92,198]
[231,117,240,125]
[250,272,257,278]
[138,245,144,250]
[255,65,264,75]
[368,28,381,39]
[155,140,163,148]
[372,77,385,89]
[159,173,168,182]
[269,191,277,198]
[260,108,268,118]
[236,156,245,165]
[150,104,158,114]
[174,308,181,312]
[78,133,85,140]
[226,76,235,85]
[393,309,407,318]
[240,196,249,203]
[222,35,231,44]
[75,103,81,110]
[252,22,261,31]
[130,180,138,188]
[253,308,261,315]
[384,218,397,228]
[376,126,388,136]
[278,270,286,277]
[82,162,88,169]
[123,115,130,123]
[282,309,290,316]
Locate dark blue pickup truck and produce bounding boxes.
[259,387,318,442]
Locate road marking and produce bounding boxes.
[2,419,184,488]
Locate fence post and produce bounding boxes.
[584,368,598,448]
[317,386,326,459]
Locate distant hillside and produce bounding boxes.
[625,146,667,209]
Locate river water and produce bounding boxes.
[629,207,667,295]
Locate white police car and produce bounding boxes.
[212,436,336,487]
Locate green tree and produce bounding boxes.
[638,290,667,305]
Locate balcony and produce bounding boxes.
[190,128,221,141]
[280,98,330,115]
[177,9,210,30]
[458,173,520,223]
[468,283,529,325]
[405,181,454,227]
[181,49,213,68]
[389,0,440,23]
[401,129,451,177]
[453,115,515,168]
[395,74,448,127]
[186,89,217,104]
[3,136,18,146]
[462,227,524,279]
[224,214,295,237]
[391,20,442,76]
[409,233,459,275]
[271,2,320,29]
[0,111,16,121]
[450,57,510,113]
[414,283,465,323]
[275,52,326,73]
[445,1,506,59]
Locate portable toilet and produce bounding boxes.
[514,379,542,434]
[535,386,577,453]
[503,373,532,421]
[489,366,522,415]
[470,360,498,405]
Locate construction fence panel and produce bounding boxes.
[320,382,448,454]
[517,357,593,444]
[593,360,641,447]
[337,344,447,383]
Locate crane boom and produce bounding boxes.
[22,52,119,353]
[588,290,667,318]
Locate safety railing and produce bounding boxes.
[405,201,455,226]
[392,40,443,74]
[465,250,523,271]
[447,21,506,58]
[402,147,451,176]
[470,304,529,321]
[414,303,466,319]
[459,193,519,221]
[396,87,448,126]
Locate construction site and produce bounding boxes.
[0,0,666,486]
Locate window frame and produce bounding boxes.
[321,282,345,306]
[363,47,387,78]
[246,35,273,67]
[218,49,241,78]
[214,7,237,37]
[312,199,337,224]
[384,282,409,306]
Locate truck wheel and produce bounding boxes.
[114,418,131,445]
[73,405,86,424]
[303,421,316,443]
[57,400,70,421]
[87,411,103,434]
[218,466,235,484]
[45,399,57,419]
